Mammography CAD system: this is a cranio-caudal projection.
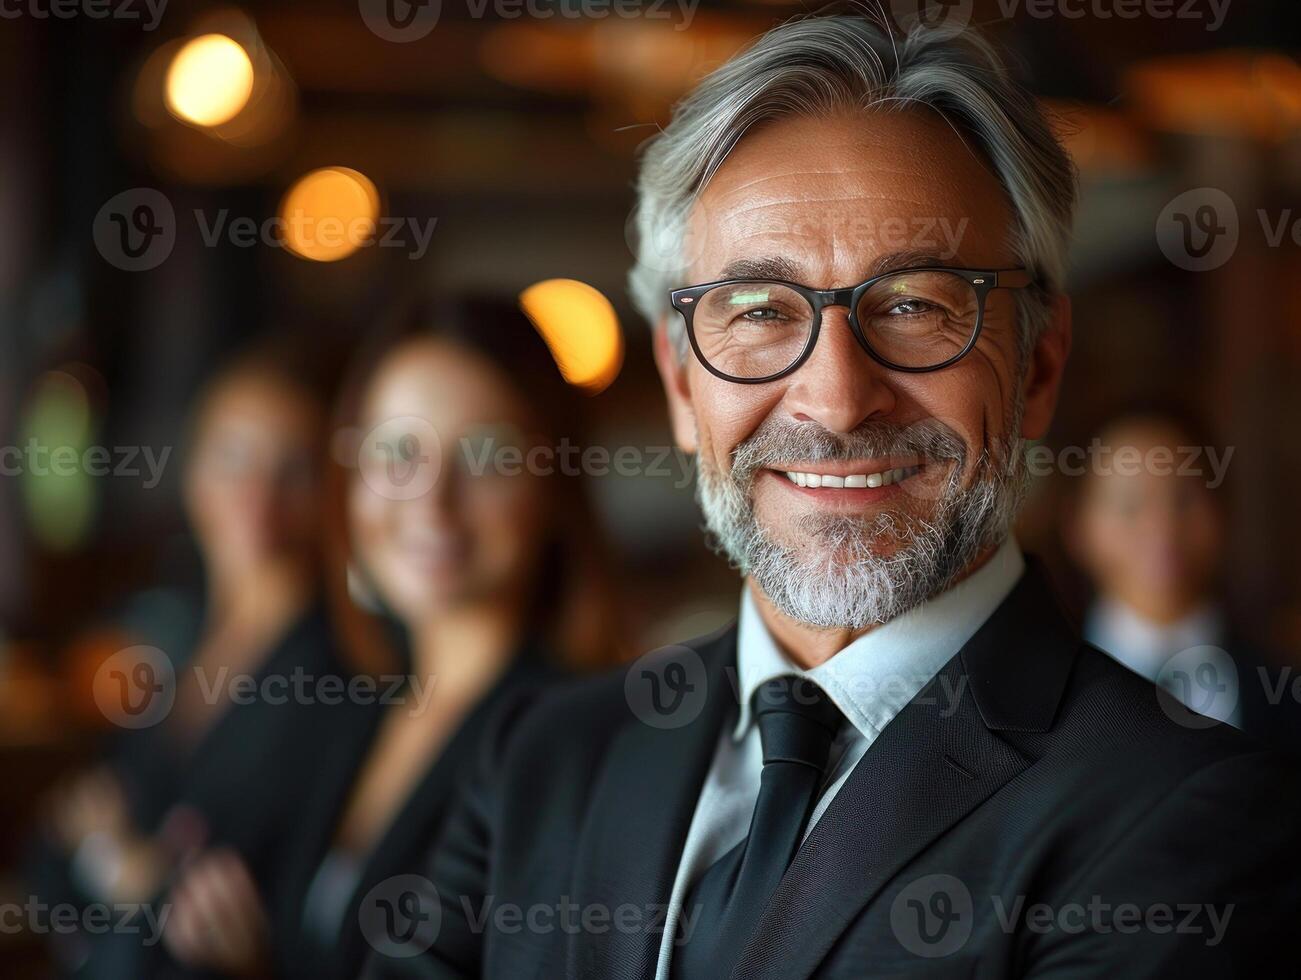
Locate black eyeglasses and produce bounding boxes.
[669,267,1035,384]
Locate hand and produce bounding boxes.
[164,849,270,977]
[47,767,130,850]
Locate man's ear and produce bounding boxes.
[1020,294,1072,442]
[653,320,698,453]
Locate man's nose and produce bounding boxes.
[782,308,896,433]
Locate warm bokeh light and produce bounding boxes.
[1125,50,1301,141]
[519,279,624,394]
[165,33,256,128]
[278,167,381,262]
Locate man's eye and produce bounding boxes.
[737,306,784,323]
[886,298,936,316]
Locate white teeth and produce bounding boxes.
[783,465,921,489]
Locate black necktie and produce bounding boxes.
[674,675,844,979]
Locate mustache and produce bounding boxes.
[730,416,968,485]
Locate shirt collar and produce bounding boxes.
[733,537,1026,741]
[1084,598,1225,683]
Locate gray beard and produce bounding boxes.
[695,413,1030,630]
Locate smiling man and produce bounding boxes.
[366,13,1299,980]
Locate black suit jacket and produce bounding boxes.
[366,567,1301,979]
[31,600,361,978]
[265,655,560,980]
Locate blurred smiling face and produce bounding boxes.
[657,109,1070,629]
[184,373,322,575]
[1072,418,1223,623]
[350,337,548,627]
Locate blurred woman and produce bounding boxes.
[31,344,351,975]
[161,294,621,978]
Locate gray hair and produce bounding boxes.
[628,11,1077,358]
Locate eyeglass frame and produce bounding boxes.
[668,266,1036,384]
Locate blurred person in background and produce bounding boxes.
[27,342,353,976]
[159,294,622,979]
[1067,405,1301,750]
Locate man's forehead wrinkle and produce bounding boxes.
[716,191,942,218]
[708,169,919,210]
[710,162,914,193]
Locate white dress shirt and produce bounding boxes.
[654,538,1026,978]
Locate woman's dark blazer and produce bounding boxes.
[29,593,359,978]
[263,651,561,980]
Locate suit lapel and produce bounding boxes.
[566,626,739,979]
[732,564,1079,980]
